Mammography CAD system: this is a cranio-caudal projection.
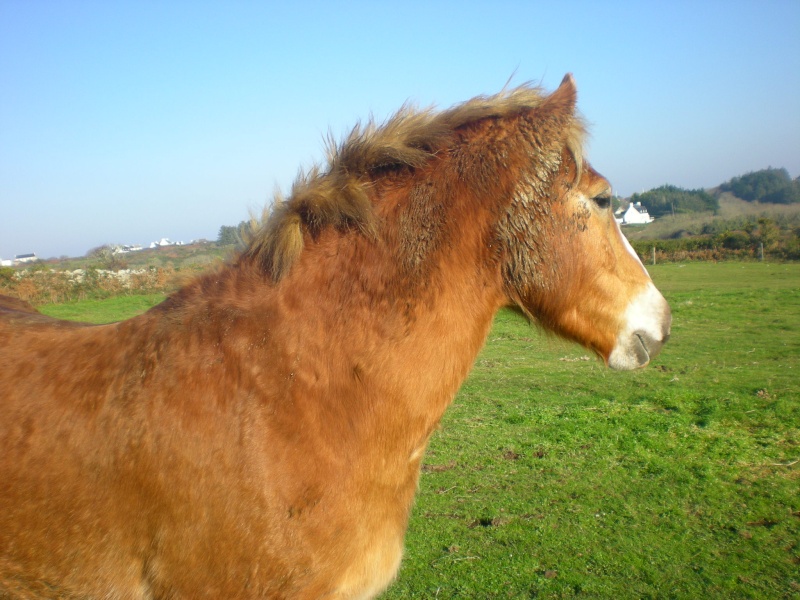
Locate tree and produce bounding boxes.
[86,244,127,270]
[218,221,251,246]
[629,185,718,218]
[217,226,239,246]
[755,217,780,251]
[720,168,800,204]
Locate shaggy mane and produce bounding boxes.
[241,84,585,281]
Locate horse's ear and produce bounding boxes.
[544,73,577,116]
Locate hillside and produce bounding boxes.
[624,193,800,242]
[35,240,232,272]
[620,167,799,237]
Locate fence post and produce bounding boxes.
[652,246,656,266]
[759,242,764,262]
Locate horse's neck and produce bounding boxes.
[256,231,505,465]
[154,227,503,471]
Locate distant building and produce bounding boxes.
[615,202,654,225]
[14,253,39,264]
[112,244,143,254]
[148,238,185,249]
[0,258,12,267]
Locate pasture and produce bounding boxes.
[41,261,799,598]
[39,293,166,323]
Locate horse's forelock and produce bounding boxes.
[242,84,586,281]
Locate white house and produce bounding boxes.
[0,258,12,267]
[150,238,174,249]
[14,253,39,264]
[149,238,185,249]
[615,202,654,225]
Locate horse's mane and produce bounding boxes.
[241,84,585,281]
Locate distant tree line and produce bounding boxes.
[719,167,800,204]
[628,167,798,218]
[629,185,718,218]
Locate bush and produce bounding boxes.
[718,231,751,250]
[0,266,186,306]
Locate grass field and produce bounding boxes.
[40,262,799,598]
[39,294,167,323]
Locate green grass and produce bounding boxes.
[39,293,166,323]
[41,263,800,598]
[388,262,799,599]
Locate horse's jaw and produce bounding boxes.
[607,282,671,371]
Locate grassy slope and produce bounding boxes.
[37,241,231,271]
[40,263,800,598]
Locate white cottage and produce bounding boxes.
[615,202,653,225]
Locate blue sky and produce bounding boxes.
[1,0,798,260]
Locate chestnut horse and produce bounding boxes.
[0,75,670,599]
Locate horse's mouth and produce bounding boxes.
[632,329,670,368]
[608,327,670,371]
[633,333,651,366]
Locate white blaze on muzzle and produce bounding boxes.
[608,282,672,370]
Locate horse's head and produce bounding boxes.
[244,74,670,372]
[498,75,671,370]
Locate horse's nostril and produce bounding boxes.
[635,330,666,364]
[632,333,651,366]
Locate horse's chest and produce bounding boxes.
[328,524,406,599]
[302,474,418,598]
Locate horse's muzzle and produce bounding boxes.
[608,284,671,371]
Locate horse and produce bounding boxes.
[0,75,670,599]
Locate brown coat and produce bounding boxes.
[0,76,670,599]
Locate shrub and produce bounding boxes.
[0,266,187,306]
[718,231,751,250]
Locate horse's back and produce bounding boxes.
[0,294,94,329]
[0,295,38,313]
[0,295,151,598]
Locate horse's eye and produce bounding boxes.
[592,194,611,210]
